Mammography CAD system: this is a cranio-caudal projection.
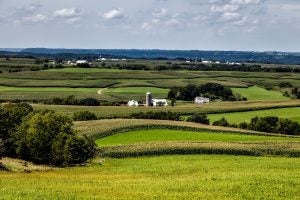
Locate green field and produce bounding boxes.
[232,86,289,101]
[0,86,99,93]
[1,66,300,101]
[209,107,300,124]
[1,155,299,199]
[96,129,300,146]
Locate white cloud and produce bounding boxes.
[153,8,168,18]
[54,8,80,18]
[53,8,82,24]
[230,0,261,5]
[22,14,47,23]
[211,4,240,13]
[101,8,124,20]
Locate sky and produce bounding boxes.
[0,0,300,52]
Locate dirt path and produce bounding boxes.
[97,88,108,95]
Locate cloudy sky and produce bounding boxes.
[0,0,299,51]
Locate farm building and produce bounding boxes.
[152,99,168,107]
[146,92,168,107]
[195,97,210,104]
[128,100,139,107]
[76,60,88,64]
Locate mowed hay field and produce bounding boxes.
[1,155,300,200]
[232,86,289,101]
[208,107,300,124]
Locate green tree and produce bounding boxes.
[15,111,96,166]
[213,118,229,127]
[0,103,33,156]
[187,114,210,125]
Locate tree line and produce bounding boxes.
[167,83,247,101]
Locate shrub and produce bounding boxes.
[279,82,292,88]
[73,111,98,121]
[213,118,229,127]
[79,98,100,106]
[130,111,180,121]
[238,116,300,135]
[187,114,209,125]
[14,111,96,166]
[248,116,279,133]
[239,122,248,129]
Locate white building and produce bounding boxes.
[76,60,88,64]
[152,99,168,107]
[128,100,139,107]
[195,97,210,104]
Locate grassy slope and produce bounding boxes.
[1,155,299,200]
[232,86,289,101]
[209,107,300,124]
[96,129,300,146]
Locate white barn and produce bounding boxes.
[76,60,88,64]
[195,97,210,104]
[152,99,168,107]
[128,100,139,107]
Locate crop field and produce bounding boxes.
[1,155,299,199]
[32,100,300,119]
[96,129,300,146]
[73,118,291,140]
[208,107,300,124]
[232,86,289,101]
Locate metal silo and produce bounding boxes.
[146,92,152,107]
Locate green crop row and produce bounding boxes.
[99,141,300,158]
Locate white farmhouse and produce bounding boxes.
[76,60,88,64]
[195,97,210,104]
[152,99,168,107]
[128,100,139,107]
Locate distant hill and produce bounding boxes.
[20,48,300,64]
[0,48,298,64]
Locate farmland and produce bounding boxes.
[1,57,300,200]
[32,100,300,119]
[208,107,300,124]
[96,129,300,147]
[1,58,300,102]
[232,86,289,101]
[1,155,300,200]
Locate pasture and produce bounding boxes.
[232,86,289,101]
[209,107,300,124]
[96,129,300,147]
[1,155,299,199]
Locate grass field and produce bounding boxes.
[95,129,300,147]
[232,86,289,101]
[208,107,300,124]
[1,155,299,199]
